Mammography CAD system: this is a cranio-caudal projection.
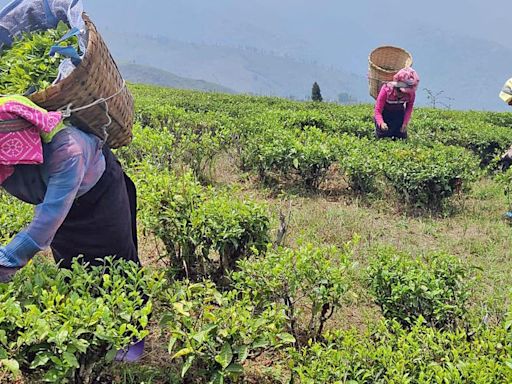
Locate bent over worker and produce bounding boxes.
[374,67,420,140]
[0,96,143,361]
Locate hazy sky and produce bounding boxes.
[1,0,508,51]
[1,0,511,110]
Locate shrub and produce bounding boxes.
[0,257,164,384]
[114,122,175,170]
[134,164,270,282]
[290,319,512,384]
[381,143,480,209]
[241,125,337,188]
[161,280,293,383]
[279,110,333,131]
[232,243,354,345]
[367,247,474,330]
[333,135,384,193]
[410,112,512,167]
[134,103,234,181]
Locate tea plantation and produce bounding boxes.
[2,84,512,383]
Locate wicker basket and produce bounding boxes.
[368,46,413,99]
[28,13,133,148]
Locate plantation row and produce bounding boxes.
[1,85,512,383]
[130,84,512,209]
[132,84,512,166]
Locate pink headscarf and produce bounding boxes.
[0,97,62,184]
[393,67,420,94]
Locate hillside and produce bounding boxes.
[2,84,512,382]
[99,29,369,103]
[119,63,235,93]
[82,0,512,111]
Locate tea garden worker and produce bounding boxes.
[0,95,145,362]
[498,78,512,169]
[374,67,420,140]
[498,78,512,221]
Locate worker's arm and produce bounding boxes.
[0,141,86,267]
[374,85,388,127]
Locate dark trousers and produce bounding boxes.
[50,146,140,269]
[375,108,407,140]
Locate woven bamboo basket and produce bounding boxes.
[368,46,413,99]
[29,13,133,148]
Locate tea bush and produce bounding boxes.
[410,110,512,166]
[241,124,337,188]
[114,122,175,170]
[290,319,512,383]
[161,280,293,384]
[333,137,480,206]
[333,135,384,193]
[133,104,234,181]
[0,257,164,384]
[232,243,354,345]
[381,142,480,209]
[367,247,474,330]
[134,164,270,281]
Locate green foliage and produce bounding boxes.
[133,103,234,181]
[241,123,337,188]
[0,21,79,94]
[114,122,175,170]
[333,135,383,193]
[410,110,512,167]
[279,110,333,131]
[367,248,474,330]
[290,319,512,383]
[495,167,512,210]
[381,142,480,209]
[0,191,33,242]
[333,137,480,206]
[134,164,270,282]
[232,243,354,345]
[0,257,164,384]
[161,280,293,384]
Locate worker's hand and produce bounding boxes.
[400,125,407,133]
[380,122,389,131]
[0,248,21,283]
[0,266,20,283]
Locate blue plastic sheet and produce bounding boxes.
[0,0,87,85]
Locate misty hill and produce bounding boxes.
[80,0,512,111]
[101,30,368,103]
[119,63,235,94]
[2,0,511,110]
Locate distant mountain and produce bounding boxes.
[81,0,512,111]
[392,28,512,112]
[119,63,235,93]
[101,30,369,103]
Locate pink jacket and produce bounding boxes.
[374,83,416,128]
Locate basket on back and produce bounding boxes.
[29,13,133,148]
[368,46,413,100]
